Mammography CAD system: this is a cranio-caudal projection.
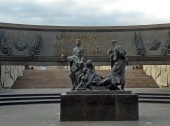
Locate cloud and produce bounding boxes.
[0,0,170,26]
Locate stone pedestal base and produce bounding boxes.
[60,90,139,121]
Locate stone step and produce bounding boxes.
[97,70,147,77]
[0,93,61,106]
[137,93,170,103]
[0,99,60,106]
[0,93,60,97]
[138,95,170,99]
[136,93,170,96]
[139,99,170,103]
[12,69,158,89]
[0,92,170,106]
[0,96,60,101]
[22,69,147,77]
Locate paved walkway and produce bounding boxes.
[0,88,170,126]
[0,103,170,126]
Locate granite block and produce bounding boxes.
[60,92,139,121]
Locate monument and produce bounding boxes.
[67,39,84,90]
[60,39,139,121]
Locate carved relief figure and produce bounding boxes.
[134,32,145,56]
[149,40,161,51]
[30,34,42,56]
[162,31,170,55]
[0,30,12,56]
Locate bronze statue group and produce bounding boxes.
[67,39,128,91]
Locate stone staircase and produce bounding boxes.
[1,92,170,106]
[0,93,60,106]
[97,69,158,88]
[137,93,170,103]
[125,69,159,88]
[12,68,158,89]
[12,70,71,89]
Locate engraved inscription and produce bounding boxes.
[55,32,109,56]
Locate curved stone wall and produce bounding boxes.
[1,22,170,89]
[0,22,170,65]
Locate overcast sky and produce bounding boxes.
[0,0,170,26]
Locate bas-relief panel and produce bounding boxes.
[0,29,44,56]
[1,29,170,57]
[130,30,170,56]
[54,31,170,56]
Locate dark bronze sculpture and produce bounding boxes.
[72,39,84,62]
[67,55,84,90]
[67,39,85,90]
[106,40,128,90]
[67,39,128,90]
[75,59,103,90]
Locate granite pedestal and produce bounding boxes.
[60,90,139,121]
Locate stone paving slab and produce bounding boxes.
[0,103,170,126]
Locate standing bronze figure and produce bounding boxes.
[67,39,85,90]
[72,39,84,62]
[107,40,128,90]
